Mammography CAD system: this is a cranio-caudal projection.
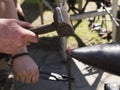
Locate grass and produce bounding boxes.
[67,19,109,48]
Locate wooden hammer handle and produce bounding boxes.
[30,23,55,34]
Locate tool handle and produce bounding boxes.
[30,23,55,34]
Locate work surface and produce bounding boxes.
[14,37,120,90]
[14,1,120,89]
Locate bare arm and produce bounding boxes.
[0,0,39,84]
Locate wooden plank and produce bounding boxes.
[71,8,112,20]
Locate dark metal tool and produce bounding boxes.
[30,7,74,37]
[40,71,74,82]
[66,42,120,76]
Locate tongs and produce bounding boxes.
[40,71,74,82]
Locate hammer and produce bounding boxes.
[30,7,74,37]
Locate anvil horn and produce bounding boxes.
[66,42,120,76]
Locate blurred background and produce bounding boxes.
[17,0,114,49]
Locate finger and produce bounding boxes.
[31,71,39,84]
[17,9,25,18]
[23,30,39,43]
[15,21,39,43]
[19,27,39,43]
[16,20,32,29]
[18,71,27,83]
[15,75,20,82]
[13,71,20,82]
[19,75,25,83]
[14,74,24,84]
[24,75,32,84]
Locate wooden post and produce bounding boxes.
[57,1,72,90]
[57,0,68,61]
[77,0,82,10]
[112,0,119,41]
[38,0,44,24]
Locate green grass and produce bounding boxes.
[67,19,109,48]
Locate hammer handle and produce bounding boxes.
[30,23,55,34]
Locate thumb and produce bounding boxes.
[18,26,39,43]
[24,29,39,43]
[16,20,39,43]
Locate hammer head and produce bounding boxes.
[54,7,74,37]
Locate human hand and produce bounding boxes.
[12,54,39,84]
[0,18,38,54]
